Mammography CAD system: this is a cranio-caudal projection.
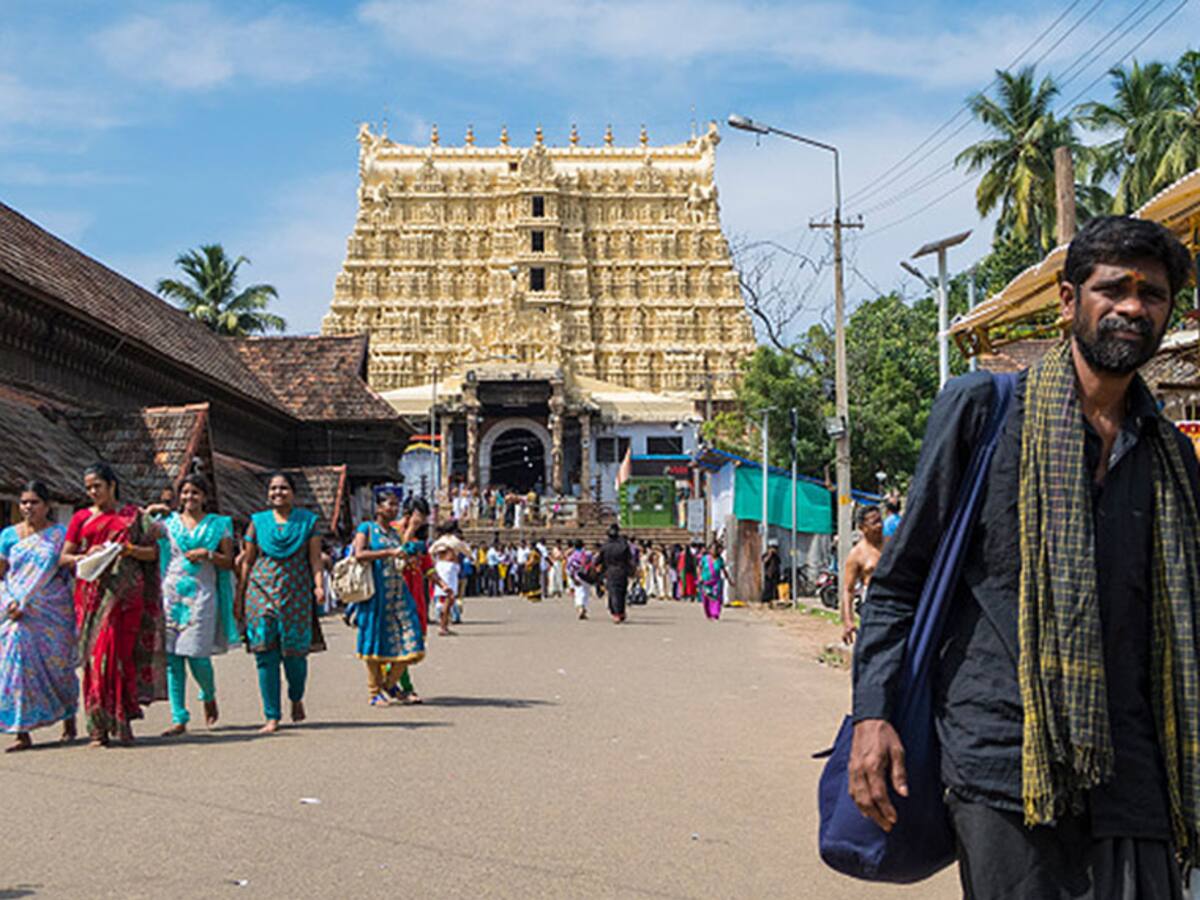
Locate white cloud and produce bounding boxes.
[93,3,361,90]
[356,0,1124,89]
[19,208,97,246]
[0,162,134,187]
[0,71,119,134]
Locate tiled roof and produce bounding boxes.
[977,339,1058,374]
[230,335,398,421]
[212,452,349,537]
[0,202,279,409]
[59,404,211,506]
[0,386,93,503]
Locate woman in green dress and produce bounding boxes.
[237,473,325,734]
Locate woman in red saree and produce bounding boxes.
[59,463,166,746]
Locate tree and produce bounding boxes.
[1154,50,1200,191]
[157,244,286,336]
[1077,59,1177,213]
[956,66,1083,252]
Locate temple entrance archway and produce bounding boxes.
[479,418,552,492]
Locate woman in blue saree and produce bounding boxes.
[350,491,425,705]
[0,481,78,751]
[238,473,325,734]
[157,475,239,736]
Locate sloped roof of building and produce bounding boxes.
[0,386,94,503]
[0,203,280,410]
[59,403,211,506]
[212,452,349,536]
[230,334,397,421]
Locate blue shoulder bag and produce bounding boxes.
[817,372,1016,883]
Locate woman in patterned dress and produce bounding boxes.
[350,491,425,705]
[157,475,239,736]
[237,473,325,734]
[0,481,78,751]
[58,463,166,747]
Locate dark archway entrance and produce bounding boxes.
[489,428,545,492]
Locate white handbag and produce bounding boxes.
[75,542,122,583]
[332,555,374,604]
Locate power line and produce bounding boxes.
[846,0,1160,219]
[839,0,1096,211]
[854,0,1189,242]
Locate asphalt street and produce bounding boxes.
[0,594,958,899]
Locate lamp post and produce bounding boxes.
[907,229,971,389]
[729,113,854,581]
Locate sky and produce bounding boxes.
[2,0,1197,337]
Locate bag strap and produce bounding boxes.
[893,372,1017,725]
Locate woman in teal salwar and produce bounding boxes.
[350,492,425,705]
[157,475,240,736]
[238,473,325,734]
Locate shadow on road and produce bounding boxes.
[421,696,553,709]
[131,720,453,747]
[0,886,39,898]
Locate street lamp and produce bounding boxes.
[729,112,854,581]
[908,230,971,389]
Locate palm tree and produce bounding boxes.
[1076,59,1176,213]
[1154,50,1200,191]
[956,66,1082,252]
[157,244,286,336]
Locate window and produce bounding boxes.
[531,196,545,218]
[531,230,545,252]
[595,436,631,463]
[529,267,546,291]
[508,161,518,173]
[646,436,684,455]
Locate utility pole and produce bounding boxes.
[430,366,439,520]
[761,407,771,557]
[726,113,859,579]
[812,204,862,584]
[967,267,978,373]
[789,407,798,606]
[1054,146,1077,246]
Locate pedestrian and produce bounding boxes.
[698,541,728,621]
[598,524,633,624]
[547,541,565,598]
[881,496,902,542]
[391,497,434,703]
[677,543,698,601]
[565,539,592,620]
[238,472,326,735]
[430,523,470,634]
[850,217,1200,897]
[486,541,501,596]
[521,542,543,602]
[58,462,166,747]
[839,506,883,646]
[667,544,680,600]
[157,474,239,737]
[350,491,425,706]
[0,481,78,751]
[760,540,781,606]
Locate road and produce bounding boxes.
[0,595,959,899]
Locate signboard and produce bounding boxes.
[1179,421,1200,461]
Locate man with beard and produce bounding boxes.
[849,217,1200,898]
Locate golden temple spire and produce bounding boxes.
[465,124,475,146]
[569,123,580,147]
[500,124,509,146]
[639,124,648,147]
[604,124,614,147]
[430,123,440,146]
[535,124,544,146]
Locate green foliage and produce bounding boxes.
[157,244,286,336]
[724,294,968,491]
[956,66,1086,253]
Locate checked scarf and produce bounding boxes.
[1018,340,1200,861]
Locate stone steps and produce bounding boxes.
[457,522,696,548]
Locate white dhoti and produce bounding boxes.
[573,583,591,610]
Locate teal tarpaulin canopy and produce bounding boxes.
[733,464,833,534]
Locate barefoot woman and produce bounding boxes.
[0,481,79,751]
[59,463,166,747]
[157,475,240,736]
[238,473,325,733]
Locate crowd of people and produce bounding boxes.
[0,464,737,752]
[447,485,569,529]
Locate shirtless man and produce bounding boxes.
[841,506,883,645]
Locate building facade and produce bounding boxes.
[322,123,757,503]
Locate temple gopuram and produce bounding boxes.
[322,122,756,503]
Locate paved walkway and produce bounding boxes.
[0,596,958,899]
